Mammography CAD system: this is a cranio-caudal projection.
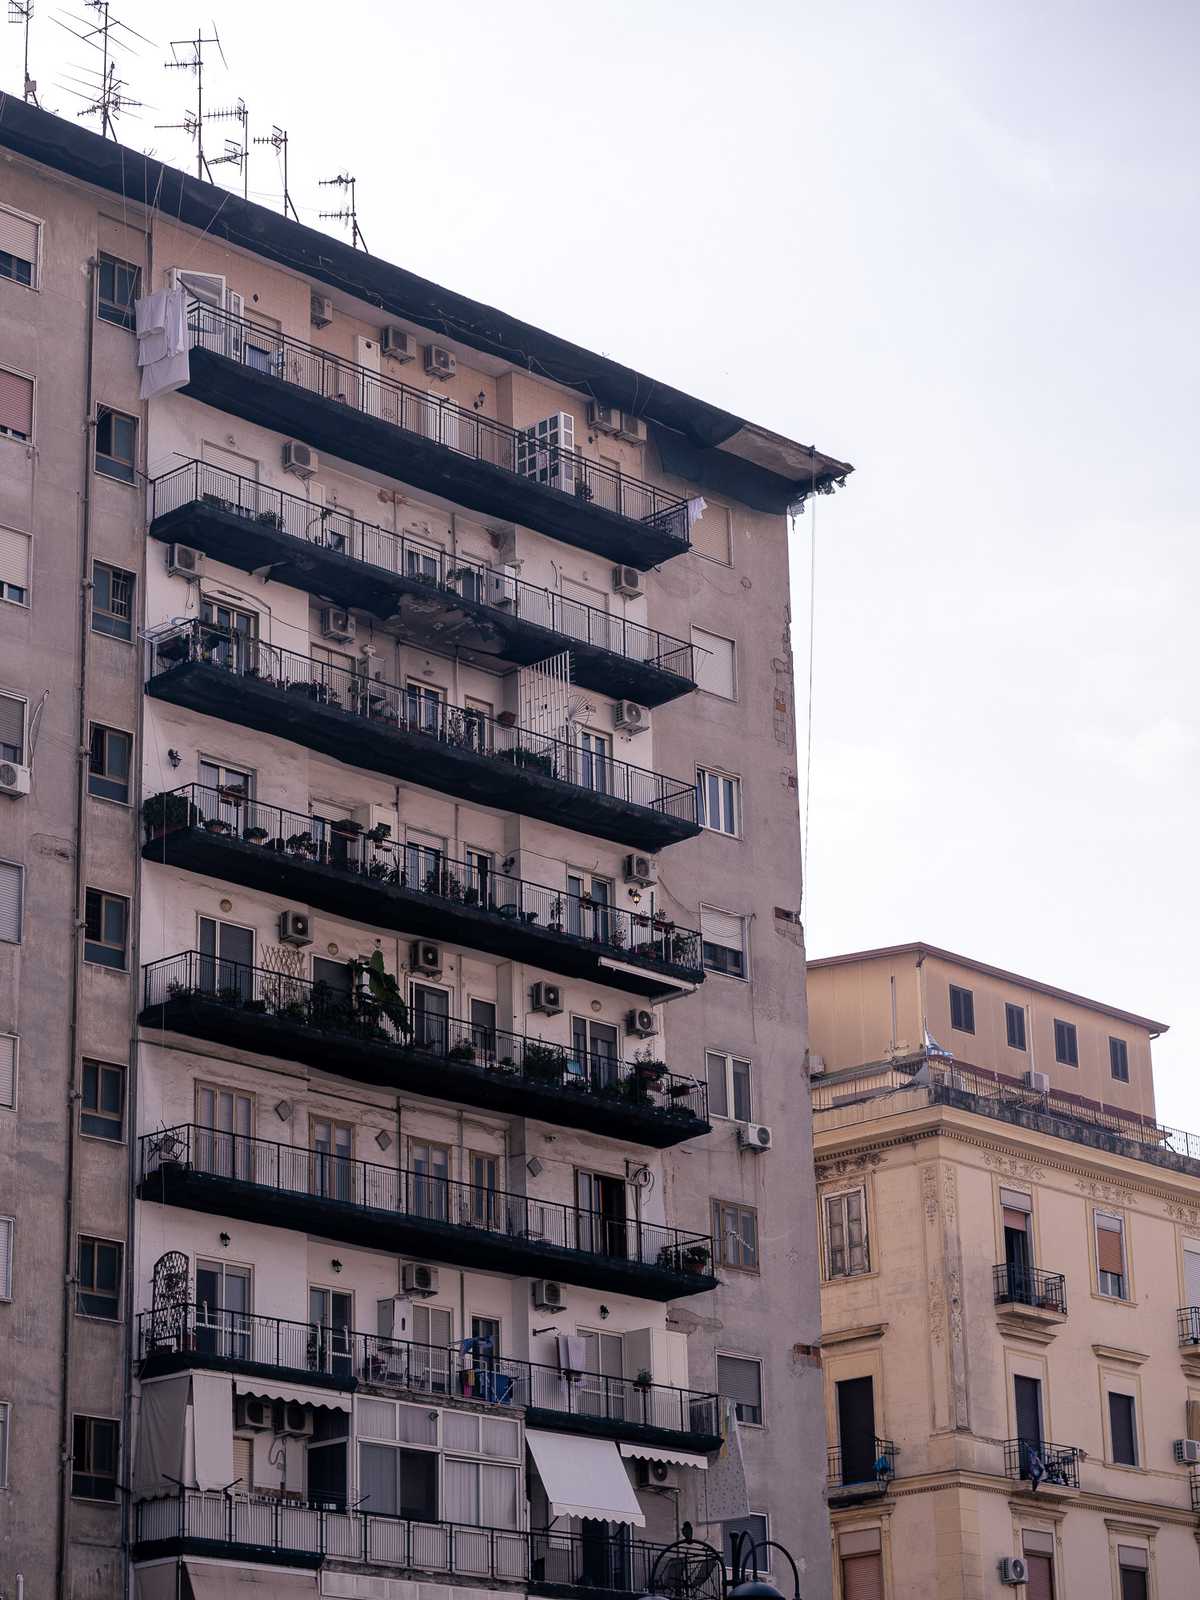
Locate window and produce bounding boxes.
[0,860,22,943]
[0,208,39,287]
[71,1415,119,1501]
[713,1199,759,1271]
[1053,1018,1078,1066]
[81,1060,125,1140]
[696,767,741,836]
[0,694,24,763]
[0,1035,14,1110]
[690,501,733,565]
[692,626,737,698]
[405,679,445,734]
[1022,1531,1055,1600]
[706,1051,752,1122]
[576,729,610,794]
[94,406,137,483]
[839,1529,883,1600]
[87,724,132,803]
[836,1376,879,1485]
[0,1401,8,1488]
[701,907,747,978]
[0,368,33,441]
[1005,1002,1027,1051]
[84,888,128,969]
[1110,1037,1130,1083]
[96,253,140,329]
[0,527,30,605]
[949,984,974,1033]
[1117,1548,1149,1600]
[91,563,134,641]
[0,1216,12,1300]
[1095,1212,1128,1300]
[825,1189,869,1278]
[716,1354,763,1426]
[76,1237,123,1319]
[356,1397,520,1528]
[1108,1391,1138,1466]
[722,1513,769,1572]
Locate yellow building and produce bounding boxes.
[807,943,1199,1600]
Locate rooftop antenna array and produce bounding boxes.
[8,0,37,103]
[253,124,299,221]
[205,95,248,198]
[319,172,368,252]
[51,2,152,135]
[160,24,225,180]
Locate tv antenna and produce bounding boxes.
[319,172,367,252]
[60,56,143,132]
[8,1,37,103]
[206,97,248,198]
[253,125,299,221]
[160,26,225,180]
[50,2,154,135]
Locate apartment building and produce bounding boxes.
[807,943,1199,1600]
[0,98,850,1599]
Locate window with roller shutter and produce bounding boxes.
[0,695,25,762]
[1116,1545,1149,1600]
[1095,1211,1128,1299]
[840,1552,883,1600]
[0,1035,15,1111]
[0,528,30,605]
[700,906,747,978]
[0,1216,12,1300]
[0,207,39,288]
[1023,1552,1054,1600]
[0,369,34,441]
[0,861,22,944]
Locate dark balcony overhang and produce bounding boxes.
[146,660,699,852]
[133,1539,324,1571]
[182,347,688,572]
[524,1407,720,1457]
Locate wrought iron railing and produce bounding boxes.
[184,301,690,542]
[142,951,707,1121]
[1192,1471,1200,1514]
[1179,1307,1200,1346]
[826,1437,896,1492]
[1002,1438,1081,1489]
[992,1263,1068,1315]
[146,623,698,825]
[151,460,696,682]
[140,787,701,969]
[139,1123,715,1276]
[135,1304,720,1439]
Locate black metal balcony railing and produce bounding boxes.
[185,301,690,548]
[826,1438,896,1494]
[1179,1307,1200,1346]
[150,460,697,701]
[139,1124,716,1297]
[146,624,700,844]
[135,1304,722,1447]
[1192,1472,1200,1515]
[142,952,708,1140]
[1003,1438,1081,1490]
[992,1263,1068,1316]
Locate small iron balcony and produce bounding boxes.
[140,786,702,999]
[138,1124,717,1300]
[826,1438,896,1498]
[1003,1438,1081,1490]
[1179,1306,1200,1346]
[140,951,708,1147]
[181,302,691,570]
[149,461,697,706]
[146,624,701,851]
[992,1263,1068,1316]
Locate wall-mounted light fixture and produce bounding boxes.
[219,1232,231,1248]
[331,1259,343,1274]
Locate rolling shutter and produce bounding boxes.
[1185,1399,1200,1440]
[0,209,39,273]
[701,908,744,951]
[1025,1553,1054,1600]
[0,1217,12,1299]
[0,1035,14,1109]
[1097,1214,1125,1275]
[0,529,30,592]
[0,696,23,759]
[841,1553,883,1600]
[0,371,33,437]
[0,862,22,943]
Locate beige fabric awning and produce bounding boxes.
[526,1428,645,1527]
[184,1560,319,1595]
[618,1441,710,1470]
[134,1563,179,1600]
[235,1378,350,1412]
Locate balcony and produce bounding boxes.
[992,1264,1068,1340]
[150,462,697,707]
[1179,1307,1200,1347]
[146,626,701,852]
[136,1305,722,1456]
[1003,1438,1081,1492]
[181,303,691,570]
[140,786,702,999]
[826,1438,896,1501]
[141,953,708,1148]
[138,1124,717,1300]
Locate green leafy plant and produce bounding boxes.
[142,791,197,836]
[351,950,409,1036]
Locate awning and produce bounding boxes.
[134,1563,179,1600]
[526,1429,644,1527]
[193,1373,234,1492]
[133,1374,190,1497]
[618,1441,710,1470]
[235,1378,350,1412]
[184,1560,318,1595]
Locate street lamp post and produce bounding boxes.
[638,1524,802,1600]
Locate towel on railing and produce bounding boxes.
[135,287,190,399]
[556,1334,587,1374]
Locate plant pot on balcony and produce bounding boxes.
[447,1041,476,1064]
[203,818,232,835]
[255,510,282,529]
[156,632,192,665]
[242,826,269,844]
[682,1244,711,1276]
[496,710,518,728]
[143,792,199,839]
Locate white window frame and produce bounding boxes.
[691,626,737,700]
[0,690,26,763]
[0,365,35,443]
[700,905,748,979]
[696,766,741,837]
[706,1050,752,1122]
[0,1400,9,1487]
[0,859,23,945]
[823,1187,870,1279]
[715,1350,765,1427]
[0,204,42,291]
[722,1512,771,1574]
[0,529,30,606]
[0,1033,15,1111]
[1095,1210,1128,1300]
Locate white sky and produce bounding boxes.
[10,0,1196,1120]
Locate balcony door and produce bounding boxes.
[197,915,254,1000]
[310,1118,353,1203]
[576,1170,627,1259]
[836,1376,877,1486]
[579,1328,625,1421]
[575,731,611,796]
[412,983,450,1054]
[566,874,612,944]
[197,757,254,829]
[199,599,257,675]
[411,1141,451,1222]
[1014,1375,1043,1477]
[411,1302,453,1394]
[309,1285,353,1379]
[572,1017,620,1089]
[1002,1195,1033,1303]
[195,1084,254,1180]
[195,1259,251,1362]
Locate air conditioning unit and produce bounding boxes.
[410,940,442,976]
[623,853,657,887]
[235,1394,272,1431]
[612,565,643,599]
[381,326,415,362]
[738,1122,773,1153]
[275,1401,314,1438]
[613,700,649,734]
[487,567,517,608]
[635,1459,678,1490]
[401,1263,439,1297]
[587,401,622,436]
[1174,1439,1200,1465]
[999,1558,1028,1587]
[533,1280,566,1312]
[283,440,318,479]
[167,543,204,578]
[424,344,456,380]
[320,606,356,643]
[626,1007,658,1039]
[278,909,313,947]
[310,293,334,328]
[618,415,646,444]
[531,981,563,1017]
[1024,1070,1050,1093]
[0,762,31,797]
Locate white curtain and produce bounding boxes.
[481,1463,519,1528]
[444,1457,479,1524]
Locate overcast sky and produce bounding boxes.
[12,0,1197,1119]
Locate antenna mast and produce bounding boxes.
[161,26,225,180]
[206,97,249,199]
[253,125,299,221]
[8,0,36,103]
[51,2,153,137]
[319,172,368,252]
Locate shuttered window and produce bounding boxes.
[1053,1018,1078,1066]
[701,906,747,977]
[0,1036,15,1110]
[0,861,22,943]
[0,528,30,604]
[949,984,975,1033]
[841,1553,883,1600]
[1117,1546,1148,1600]
[716,1354,763,1425]
[1108,1392,1138,1466]
[1109,1037,1130,1082]
[0,208,39,287]
[1005,1002,1027,1050]
[1096,1212,1127,1298]
[825,1189,869,1277]
[0,369,33,440]
[690,501,732,564]
[1024,1553,1054,1600]
[0,1217,12,1299]
[0,1402,8,1487]
[0,695,24,763]
[692,627,737,698]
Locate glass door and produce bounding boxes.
[575,1171,627,1259]
[309,1286,353,1379]
[411,1302,453,1394]
[578,1329,624,1421]
[310,1118,353,1202]
[195,1084,253,1180]
[411,1141,450,1221]
[469,999,497,1064]
[572,1017,619,1090]
[199,599,258,674]
[195,1259,251,1361]
[412,984,450,1054]
[576,730,610,795]
[197,758,254,830]
[197,915,254,1000]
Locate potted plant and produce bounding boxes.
[496,710,518,729]
[633,1368,653,1391]
[548,896,564,932]
[286,830,317,857]
[202,816,232,835]
[448,1039,476,1064]
[332,817,362,837]
[364,822,392,846]
[156,630,192,666]
[350,951,409,1037]
[523,1042,565,1083]
[255,508,282,529]
[143,791,197,839]
[242,824,269,844]
[218,783,246,803]
[682,1243,711,1275]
